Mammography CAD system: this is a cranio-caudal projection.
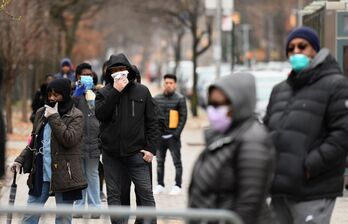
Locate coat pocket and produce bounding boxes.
[129,98,145,117]
[51,155,87,192]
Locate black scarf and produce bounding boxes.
[47,78,74,116]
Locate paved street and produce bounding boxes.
[1,118,348,223]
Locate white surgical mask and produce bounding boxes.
[111,70,129,80]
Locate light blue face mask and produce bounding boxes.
[80,76,94,90]
[289,54,311,72]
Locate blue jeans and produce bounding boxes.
[23,182,74,224]
[74,158,101,208]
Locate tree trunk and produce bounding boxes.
[4,77,14,134]
[65,29,75,58]
[21,67,28,122]
[190,26,199,117]
[140,45,150,80]
[65,11,83,58]
[173,30,184,77]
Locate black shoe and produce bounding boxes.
[73,214,83,219]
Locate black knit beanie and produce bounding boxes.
[286,26,320,57]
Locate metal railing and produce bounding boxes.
[0,205,243,224]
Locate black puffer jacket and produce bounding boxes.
[189,73,275,224]
[264,49,348,201]
[154,92,187,137]
[95,54,159,156]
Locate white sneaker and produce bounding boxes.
[154,185,165,194]
[169,185,182,195]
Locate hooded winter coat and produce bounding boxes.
[189,73,275,224]
[264,49,348,201]
[95,53,159,156]
[54,58,75,82]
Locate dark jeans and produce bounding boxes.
[121,163,153,224]
[156,136,182,187]
[103,151,156,224]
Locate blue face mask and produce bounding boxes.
[80,76,94,90]
[289,54,311,72]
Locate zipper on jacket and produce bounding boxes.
[132,100,135,117]
[67,162,72,179]
[116,105,118,116]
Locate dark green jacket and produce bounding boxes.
[15,106,87,192]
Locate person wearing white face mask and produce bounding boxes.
[189,72,276,224]
[95,53,159,224]
[264,26,348,224]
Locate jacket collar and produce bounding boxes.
[205,118,254,152]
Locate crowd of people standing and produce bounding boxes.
[5,25,348,224]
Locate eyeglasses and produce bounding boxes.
[287,43,308,53]
[81,73,92,76]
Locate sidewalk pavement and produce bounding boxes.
[2,125,348,224]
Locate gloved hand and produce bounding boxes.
[10,161,22,173]
[44,102,58,118]
[73,84,86,97]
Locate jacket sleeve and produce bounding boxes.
[235,136,275,224]
[305,77,348,177]
[95,86,121,122]
[263,85,278,126]
[47,110,84,148]
[173,96,187,137]
[14,146,32,165]
[144,92,160,155]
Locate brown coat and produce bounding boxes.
[15,106,87,192]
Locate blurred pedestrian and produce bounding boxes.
[72,62,101,218]
[188,73,275,224]
[54,58,75,83]
[100,60,110,85]
[98,60,109,202]
[30,74,54,123]
[154,74,187,195]
[264,26,348,224]
[10,78,86,224]
[96,53,159,224]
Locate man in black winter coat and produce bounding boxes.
[153,74,187,195]
[95,53,159,224]
[264,26,348,224]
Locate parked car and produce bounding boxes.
[196,63,289,117]
[253,70,288,118]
